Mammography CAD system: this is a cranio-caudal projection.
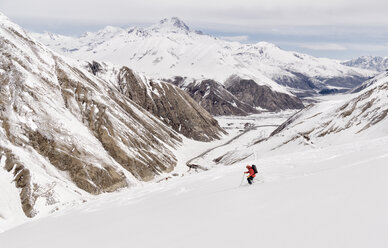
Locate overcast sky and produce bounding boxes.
[1,0,388,59]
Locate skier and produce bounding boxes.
[244,165,256,184]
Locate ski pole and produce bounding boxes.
[239,173,245,186]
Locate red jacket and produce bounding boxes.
[245,167,256,177]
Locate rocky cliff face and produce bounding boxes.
[84,62,226,141]
[0,13,192,219]
[184,79,259,116]
[115,67,226,141]
[225,76,304,111]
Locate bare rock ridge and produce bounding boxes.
[86,62,226,141]
[183,79,259,116]
[225,76,304,112]
[118,68,226,141]
[168,77,304,116]
[0,14,224,218]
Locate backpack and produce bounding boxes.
[252,164,258,174]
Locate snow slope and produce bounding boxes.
[0,132,387,248]
[207,72,388,166]
[32,17,376,95]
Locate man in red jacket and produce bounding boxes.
[245,165,256,184]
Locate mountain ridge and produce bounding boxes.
[31,17,376,97]
[342,55,388,72]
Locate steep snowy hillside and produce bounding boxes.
[196,72,388,166]
[32,17,375,97]
[1,131,387,248]
[0,12,225,226]
[342,56,388,72]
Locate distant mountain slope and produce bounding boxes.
[211,72,388,165]
[342,56,388,72]
[32,17,376,104]
[0,12,224,222]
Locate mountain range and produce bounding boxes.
[342,55,388,72]
[32,17,377,114]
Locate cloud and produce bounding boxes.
[1,0,387,59]
[295,42,388,52]
[1,0,388,29]
[298,43,348,51]
[346,43,388,52]
[220,35,249,42]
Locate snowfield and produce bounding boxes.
[1,110,387,248]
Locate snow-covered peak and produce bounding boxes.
[342,56,388,72]
[151,17,190,32]
[0,11,8,21]
[36,31,66,41]
[96,25,124,36]
[0,11,21,30]
[78,25,124,40]
[254,41,279,49]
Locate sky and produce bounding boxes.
[1,0,388,60]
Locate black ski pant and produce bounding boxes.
[247,176,254,184]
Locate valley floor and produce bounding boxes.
[1,110,387,248]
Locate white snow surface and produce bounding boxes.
[0,130,387,248]
[31,18,376,95]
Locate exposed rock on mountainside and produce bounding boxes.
[115,67,226,141]
[184,79,259,116]
[84,62,225,141]
[0,13,207,219]
[225,76,304,111]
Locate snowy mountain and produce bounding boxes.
[192,72,388,166]
[342,56,388,72]
[0,12,225,225]
[32,17,375,92]
[31,17,376,113]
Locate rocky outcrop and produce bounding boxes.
[184,79,259,116]
[225,77,304,111]
[85,63,226,141]
[117,67,226,141]
[0,149,34,217]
